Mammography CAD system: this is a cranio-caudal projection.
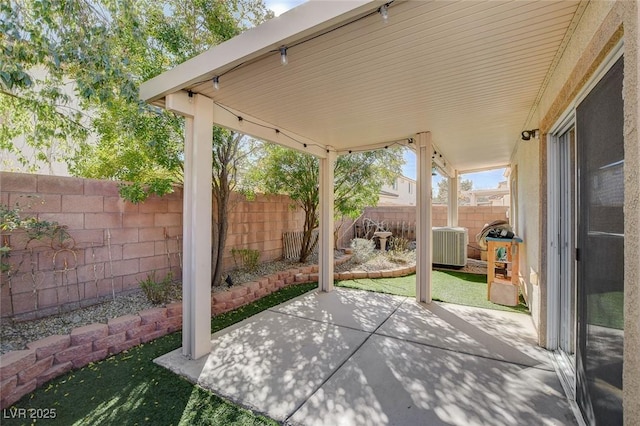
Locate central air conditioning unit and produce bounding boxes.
[432,227,468,267]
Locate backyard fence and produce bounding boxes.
[1,172,304,320]
[350,205,508,258]
[354,218,416,240]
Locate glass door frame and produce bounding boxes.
[547,118,577,399]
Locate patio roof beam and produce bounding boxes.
[405,143,456,179]
[211,102,327,158]
[336,138,415,156]
[432,148,455,178]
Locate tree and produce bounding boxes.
[210,129,257,287]
[1,0,131,171]
[1,0,272,287]
[435,177,473,204]
[250,145,404,262]
[1,0,272,182]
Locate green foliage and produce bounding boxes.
[0,246,10,273]
[350,238,376,264]
[248,144,404,261]
[138,271,179,305]
[249,145,404,221]
[1,0,133,171]
[117,179,176,204]
[250,145,320,214]
[231,248,260,272]
[1,201,68,241]
[389,236,411,253]
[435,177,473,204]
[1,0,272,186]
[1,201,71,272]
[334,149,404,219]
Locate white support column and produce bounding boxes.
[167,92,213,360]
[415,132,433,303]
[319,148,336,292]
[447,170,459,227]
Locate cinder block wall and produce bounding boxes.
[223,192,304,270]
[0,173,183,319]
[0,172,303,319]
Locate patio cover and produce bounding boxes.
[140,0,584,359]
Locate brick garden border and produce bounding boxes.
[0,255,416,409]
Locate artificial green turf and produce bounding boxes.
[337,270,530,314]
[5,273,529,425]
[4,282,317,426]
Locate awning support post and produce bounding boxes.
[319,148,336,292]
[415,132,433,303]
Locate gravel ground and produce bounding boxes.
[0,254,325,355]
[0,250,485,355]
[0,292,155,355]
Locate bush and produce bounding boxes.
[231,248,260,272]
[139,271,179,305]
[389,236,411,253]
[385,249,416,265]
[350,238,376,264]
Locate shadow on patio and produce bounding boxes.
[155,288,576,426]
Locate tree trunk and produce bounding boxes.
[210,131,241,287]
[299,204,317,263]
[211,190,229,286]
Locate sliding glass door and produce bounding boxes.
[575,56,624,425]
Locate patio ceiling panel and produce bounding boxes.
[145,0,583,171]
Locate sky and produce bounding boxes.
[265,0,307,16]
[403,150,505,192]
[264,0,504,192]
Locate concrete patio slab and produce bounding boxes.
[155,308,370,422]
[155,288,576,425]
[289,334,575,426]
[376,300,553,369]
[271,288,405,332]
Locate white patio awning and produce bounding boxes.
[140,0,585,360]
[141,0,584,171]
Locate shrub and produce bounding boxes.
[389,236,411,253]
[139,271,179,305]
[231,248,260,272]
[385,249,416,265]
[350,238,376,264]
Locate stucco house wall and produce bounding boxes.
[511,137,541,331]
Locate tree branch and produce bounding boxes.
[0,90,91,132]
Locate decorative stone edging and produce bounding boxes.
[0,254,416,409]
[0,304,182,408]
